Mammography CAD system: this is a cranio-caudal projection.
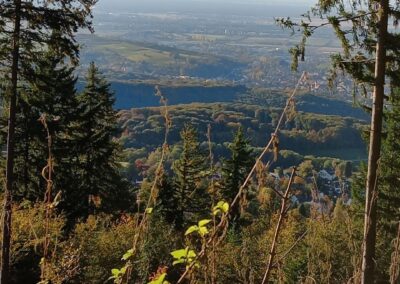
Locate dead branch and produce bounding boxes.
[176,72,307,284]
[272,229,308,269]
[390,221,400,284]
[261,167,296,284]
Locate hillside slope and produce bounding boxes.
[118,102,367,161]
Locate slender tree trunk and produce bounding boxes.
[1,0,22,282]
[361,0,389,282]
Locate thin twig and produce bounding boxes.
[124,87,170,283]
[272,229,308,268]
[176,72,307,284]
[261,167,296,284]
[39,114,55,281]
[390,221,400,284]
[206,124,217,284]
[231,71,306,214]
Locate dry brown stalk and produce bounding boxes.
[39,114,56,281]
[124,86,171,283]
[176,72,307,283]
[272,229,308,269]
[206,124,217,284]
[261,167,296,284]
[390,221,400,284]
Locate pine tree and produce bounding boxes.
[69,62,132,221]
[9,52,79,201]
[221,126,253,221]
[156,172,176,224]
[171,124,209,229]
[280,0,400,280]
[379,88,400,235]
[0,1,95,280]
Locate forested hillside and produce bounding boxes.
[85,79,369,121]
[108,82,247,109]
[119,102,365,158]
[1,0,400,284]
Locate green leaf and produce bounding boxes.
[198,226,209,237]
[213,201,229,214]
[120,265,128,274]
[185,225,199,235]
[171,247,196,265]
[187,250,196,258]
[212,208,221,216]
[198,219,211,227]
[221,202,229,213]
[148,273,168,284]
[111,268,120,276]
[145,207,153,214]
[121,249,134,260]
[171,248,187,260]
[172,259,185,266]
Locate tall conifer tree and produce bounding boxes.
[0,1,95,280]
[70,62,131,220]
[221,126,253,221]
[379,88,400,235]
[10,52,79,201]
[171,124,209,229]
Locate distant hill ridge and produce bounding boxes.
[97,80,368,121]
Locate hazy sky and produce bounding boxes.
[96,0,316,5]
[96,0,316,16]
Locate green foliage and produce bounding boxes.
[5,53,79,202]
[121,249,134,261]
[64,215,136,283]
[305,201,363,283]
[109,266,129,284]
[213,201,229,216]
[171,247,197,267]
[297,160,314,178]
[65,62,133,221]
[215,209,307,283]
[277,0,400,89]
[166,124,210,229]
[0,202,65,284]
[148,273,169,284]
[118,102,366,183]
[185,219,211,237]
[0,57,133,225]
[46,213,176,283]
[221,126,253,221]
[0,0,95,76]
[134,215,180,283]
[379,89,400,234]
[376,88,400,279]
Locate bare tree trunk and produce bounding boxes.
[1,0,22,282]
[361,0,389,282]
